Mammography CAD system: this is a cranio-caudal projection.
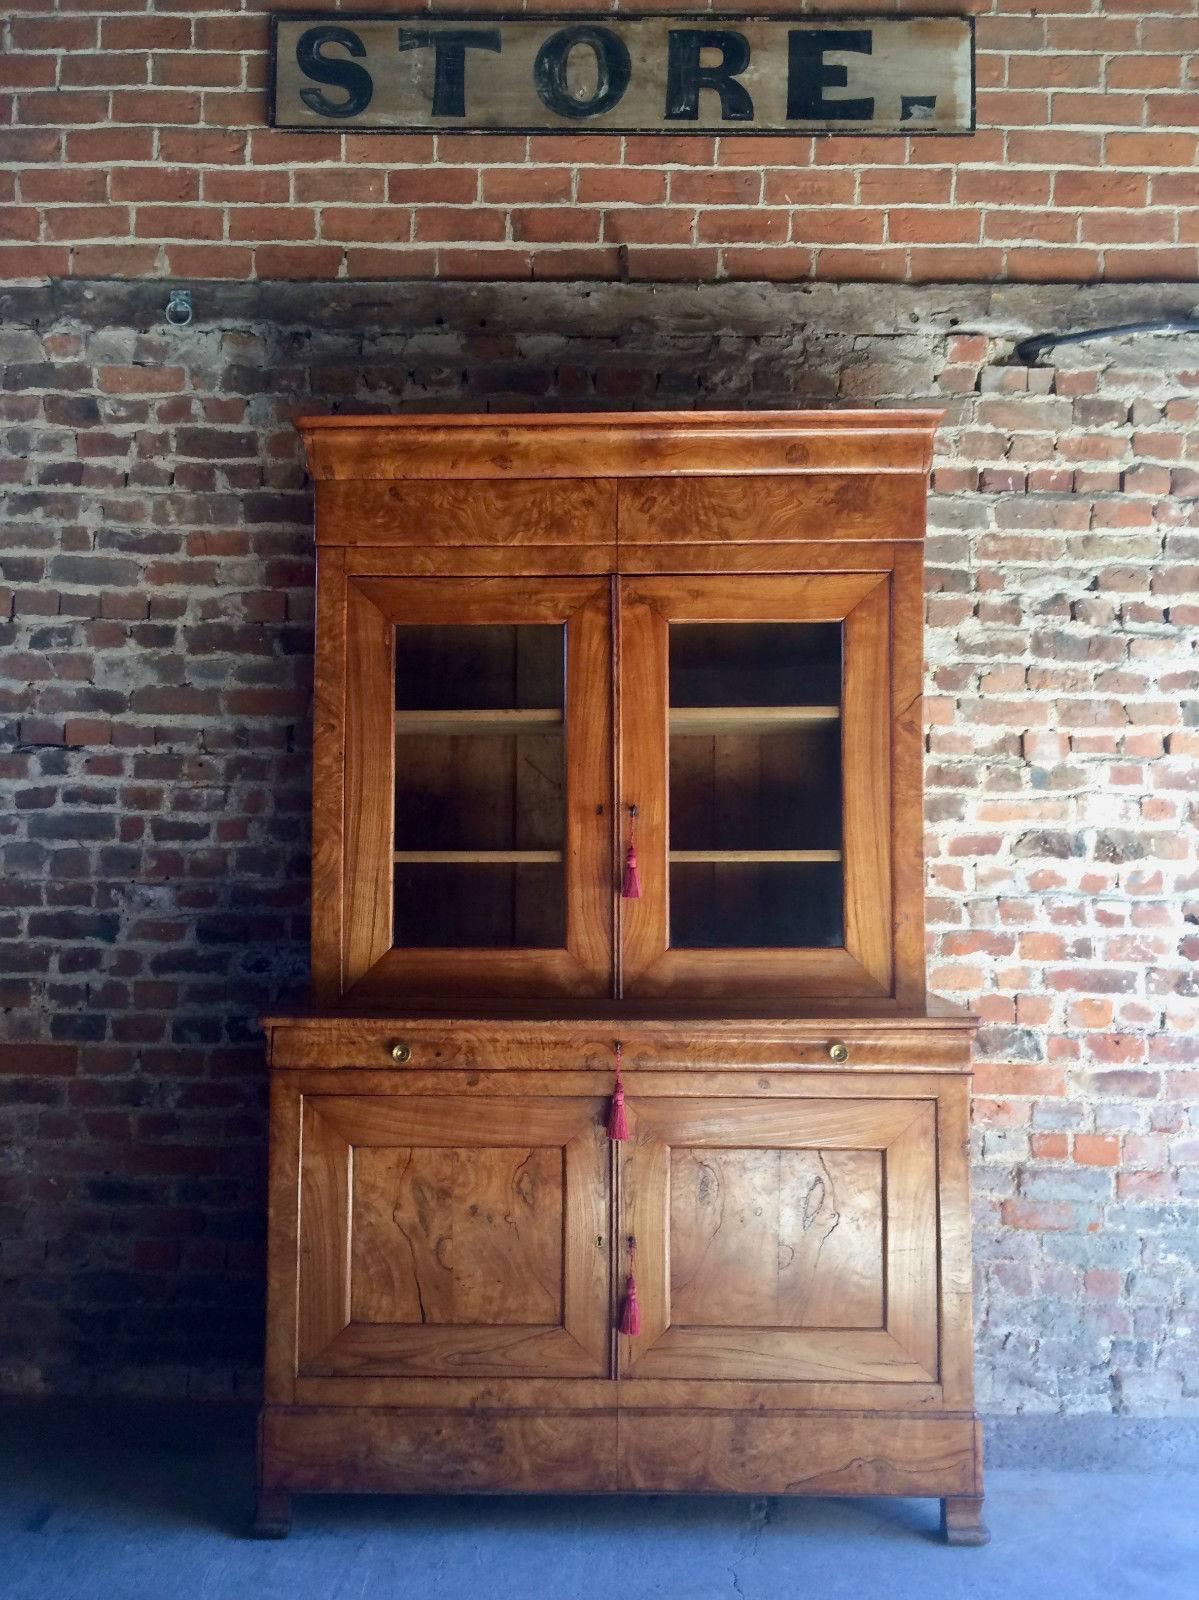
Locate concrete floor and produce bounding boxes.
[3,1416,1196,1600]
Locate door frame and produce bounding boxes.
[618,572,893,999]
[295,1092,611,1379]
[616,1093,940,1385]
[324,574,613,1001]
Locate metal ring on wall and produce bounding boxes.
[165,289,193,328]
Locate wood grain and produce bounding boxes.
[343,580,394,991]
[617,540,906,575]
[310,546,346,1003]
[890,541,928,1008]
[298,411,944,483]
[263,1406,620,1493]
[349,1144,563,1326]
[297,1094,609,1380]
[669,1148,884,1329]
[262,1076,302,1405]
[267,1022,975,1073]
[618,1413,977,1496]
[316,478,617,546]
[620,1095,938,1383]
[345,543,618,578]
[842,577,894,994]
[619,474,927,544]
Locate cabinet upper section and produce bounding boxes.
[301,411,938,1013]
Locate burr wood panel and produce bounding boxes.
[619,1095,938,1383]
[619,474,927,544]
[618,1413,979,1497]
[296,1094,610,1379]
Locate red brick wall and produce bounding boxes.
[1,281,1197,1407]
[2,1,1198,284]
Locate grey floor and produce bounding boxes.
[3,1410,1196,1600]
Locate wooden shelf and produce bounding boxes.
[670,706,840,736]
[395,709,563,737]
[393,850,563,865]
[670,850,842,865]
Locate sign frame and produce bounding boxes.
[268,11,977,138]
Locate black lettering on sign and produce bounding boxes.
[665,30,753,122]
[787,29,874,121]
[295,26,373,120]
[397,28,502,118]
[533,26,631,119]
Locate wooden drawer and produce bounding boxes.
[266,1017,974,1073]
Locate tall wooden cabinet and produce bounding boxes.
[257,411,987,1545]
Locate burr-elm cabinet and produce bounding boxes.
[257,411,987,1546]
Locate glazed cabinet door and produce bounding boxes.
[619,573,894,999]
[617,1092,939,1385]
[293,1090,610,1380]
[321,575,612,1000]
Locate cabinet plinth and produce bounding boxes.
[259,410,984,1543]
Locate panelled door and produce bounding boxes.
[618,574,893,999]
[617,1093,939,1385]
[336,576,612,1000]
[296,1093,611,1379]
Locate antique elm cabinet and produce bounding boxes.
[256,410,987,1545]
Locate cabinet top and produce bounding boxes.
[296,408,945,482]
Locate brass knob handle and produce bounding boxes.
[389,1041,411,1063]
[828,1041,849,1064]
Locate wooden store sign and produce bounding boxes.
[271,14,975,136]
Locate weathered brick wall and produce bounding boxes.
[2,2,1197,284]
[1,280,1196,1408]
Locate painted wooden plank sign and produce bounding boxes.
[271,13,975,136]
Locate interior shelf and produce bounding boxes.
[393,850,564,864]
[669,849,842,864]
[670,706,840,735]
[395,709,562,737]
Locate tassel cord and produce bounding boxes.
[621,804,641,900]
[619,1238,641,1337]
[608,1041,629,1142]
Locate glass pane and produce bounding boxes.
[393,624,566,949]
[668,623,843,950]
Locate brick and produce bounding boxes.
[1074,1134,1120,1167]
[481,168,572,204]
[110,169,200,205]
[414,209,506,244]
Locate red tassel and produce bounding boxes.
[619,1239,641,1336]
[608,1045,628,1142]
[621,840,642,900]
[619,1274,641,1336]
[621,806,642,900]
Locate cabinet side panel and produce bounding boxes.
[937,1074,978,1410]
[263,1071,302,1404]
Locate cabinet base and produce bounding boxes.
[259,1405,984,1529]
